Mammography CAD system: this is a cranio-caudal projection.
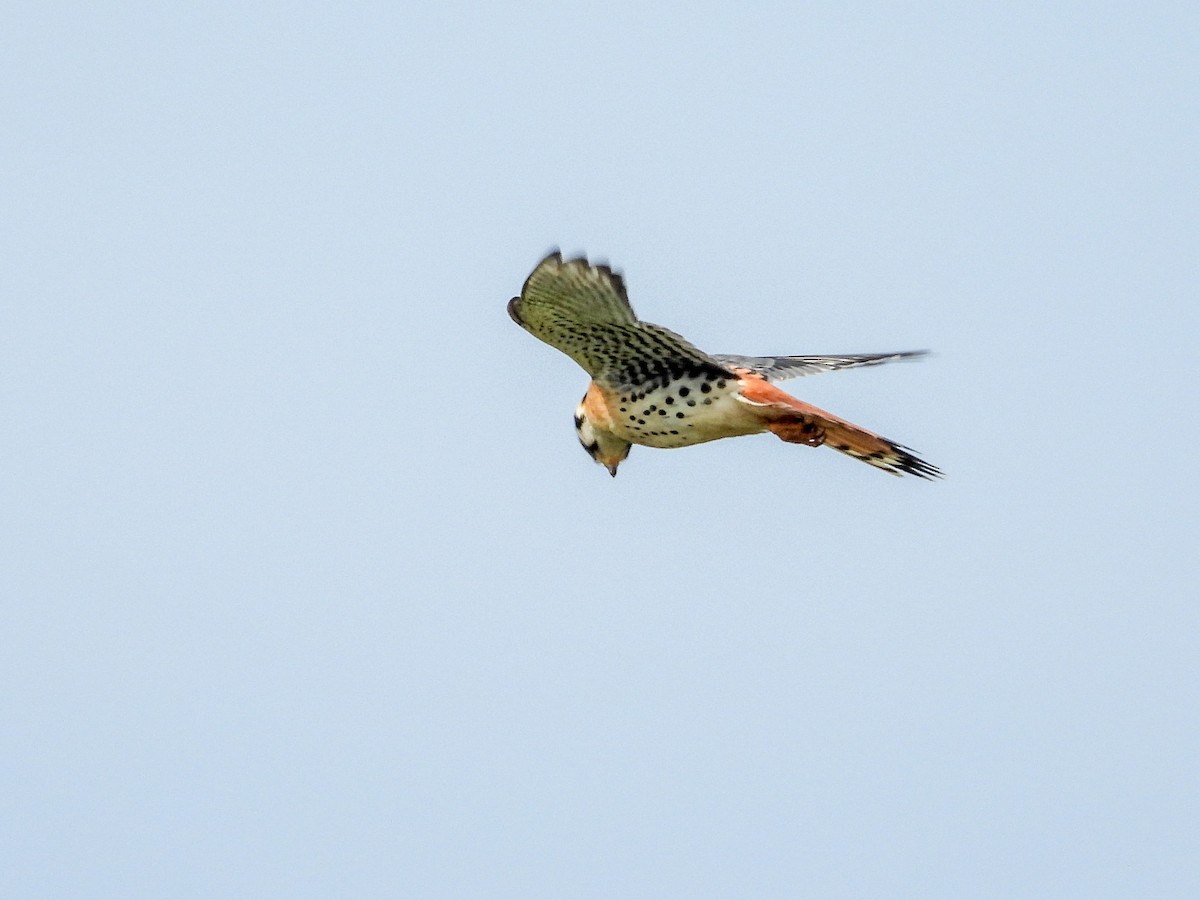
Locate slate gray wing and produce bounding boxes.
[712,351,928,382]
[508,251,733,389]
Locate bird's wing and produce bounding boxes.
[713,351,928,382]
[509,251,733,390]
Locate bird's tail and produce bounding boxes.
[769,410,941,479]
[736,378,941,479]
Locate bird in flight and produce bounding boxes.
[508,251,941,479]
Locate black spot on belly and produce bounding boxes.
[700,382,711,394]
[676,412,684,418]
[664,396,674,405]
[679,387,690,397]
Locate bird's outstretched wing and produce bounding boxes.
[713,351,928,382]
[508,251,733,390]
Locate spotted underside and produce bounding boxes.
[595,370,762,449]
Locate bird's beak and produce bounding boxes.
[606,464,619,478]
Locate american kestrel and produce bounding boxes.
[508,251,941,479]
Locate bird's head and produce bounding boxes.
[574,402,631,477]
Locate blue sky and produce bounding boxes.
[3,2,1197,896]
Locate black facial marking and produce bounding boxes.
[573,413,584,429]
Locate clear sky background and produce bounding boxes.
[3,2,1197,897]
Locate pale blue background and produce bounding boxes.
[3,2,1197,897]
